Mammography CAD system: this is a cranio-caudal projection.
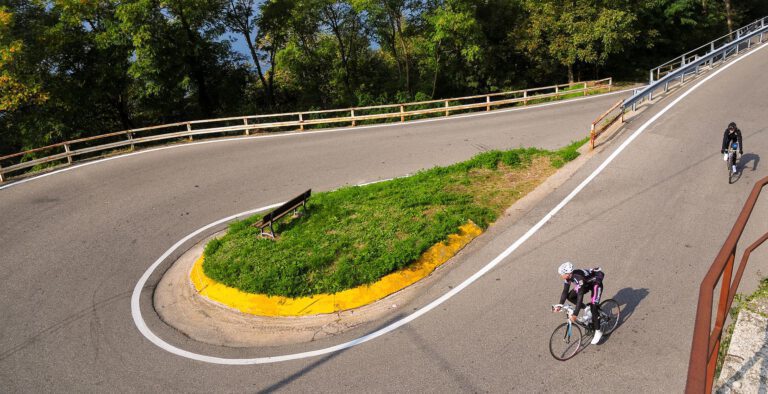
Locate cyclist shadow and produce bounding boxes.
[612,287,649,328]
[739,153,760,172]
[582,287,649,347]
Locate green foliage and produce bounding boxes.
[203,141,585,297]
[1,0,764,155]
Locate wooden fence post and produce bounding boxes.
[299,113,304,131]
[244,118,250,135]
[444,100,449,116]
[523,91,528,105]
[400,105,405,122]
[351,109,356,126]
[126,131,134,151]
[187,123,193,141]
[0,169,4,183]
[486,96,491,111]
[64,144,73,165]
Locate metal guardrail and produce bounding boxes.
[0,78,612,182]
[686,175,768,393]
[623,16,768,111]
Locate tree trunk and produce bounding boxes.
[177,6,214,116]
[395,13,411,95]
[724,0,734,35]
[243,31,273,107]
[567,63,574,83]
[431,41,442,98]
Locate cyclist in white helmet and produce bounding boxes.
[553,261,605,344]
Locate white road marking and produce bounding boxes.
[1,90,631,192]
[132,43,767,364]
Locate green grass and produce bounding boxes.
[203,138,588,297]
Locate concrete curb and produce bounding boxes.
[190,222,482,316]
[716,298,768,393]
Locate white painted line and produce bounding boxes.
[0,89,631,192]
[131,43,766,365]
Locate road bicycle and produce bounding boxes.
[549,300,620,361]
[725,143,740,184]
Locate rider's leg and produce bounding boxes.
[590,284,603,330]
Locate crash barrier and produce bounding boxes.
[624,16,768,111]
[589,15,768,150]
[686,176,768,392]
[0,79,613,182]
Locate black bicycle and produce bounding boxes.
[549,300,620,361]
[725,143,740,184]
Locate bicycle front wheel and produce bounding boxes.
[549,322,582,361]
[598,299,621,335]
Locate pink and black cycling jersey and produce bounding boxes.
[559,268,604,316]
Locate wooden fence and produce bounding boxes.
[0,78,612,182]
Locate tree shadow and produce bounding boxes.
[257,312,408,393]
[715,310,768,393]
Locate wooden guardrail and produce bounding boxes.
[686,175,768,392]
[0,78,613,182]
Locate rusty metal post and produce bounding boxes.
[706,251,735,389]
[64,144,73,165]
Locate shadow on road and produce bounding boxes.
[257,312,408,393]
[740,153,760,172]
[612,287,649,329]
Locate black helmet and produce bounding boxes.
[728,122,737,130]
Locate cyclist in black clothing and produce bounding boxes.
[553,261,605,344]
[721,122,743,174]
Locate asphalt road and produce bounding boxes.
[1,44,766,392]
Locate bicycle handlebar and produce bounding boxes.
[551,304,575,315]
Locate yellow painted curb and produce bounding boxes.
[190,221,483,316]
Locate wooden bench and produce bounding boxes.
[252,189,311,238]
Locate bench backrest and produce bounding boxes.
[261,189,311,224]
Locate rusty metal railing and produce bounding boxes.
[686,175,768,392]
[589,99,624,149]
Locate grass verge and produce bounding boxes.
[203,138,588,298]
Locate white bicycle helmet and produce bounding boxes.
[558,261,574,275]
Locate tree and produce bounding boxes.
[518,0,637,83]
[0,6,48,114]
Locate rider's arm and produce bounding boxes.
[722,130,729,152]
[559,282,569,305]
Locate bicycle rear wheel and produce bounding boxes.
[549,322,582,361]
[598,299,620,335]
